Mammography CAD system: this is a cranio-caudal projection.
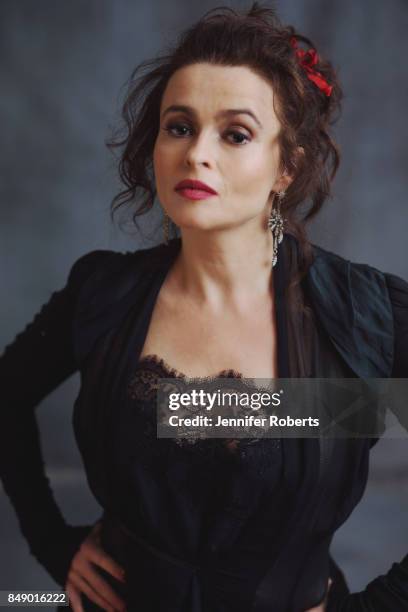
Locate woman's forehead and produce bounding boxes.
[161,63,278,126]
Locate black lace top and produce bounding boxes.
[109,353,297,609]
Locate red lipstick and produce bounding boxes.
[174,179,218,200]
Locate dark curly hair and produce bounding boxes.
[106,2,343,270]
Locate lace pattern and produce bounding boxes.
[127,354,276,457]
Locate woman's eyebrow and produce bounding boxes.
[161,104,263,128]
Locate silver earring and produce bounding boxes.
[163,211,170,245]
[268,190,286,267]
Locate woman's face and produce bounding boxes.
[153,62,290,233]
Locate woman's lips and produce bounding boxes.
[176,188,217,200]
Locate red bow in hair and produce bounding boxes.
[290,36,333,97]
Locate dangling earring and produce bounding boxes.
[163,211,170,245]
[268,190,286,267]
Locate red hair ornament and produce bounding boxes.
[290,36,333,97]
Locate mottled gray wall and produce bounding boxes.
[1,0,407,598]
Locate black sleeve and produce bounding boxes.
[386,272,408,378]
[0,250,113,587]
[328,271,408,610]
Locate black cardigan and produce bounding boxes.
[1,235,407,611]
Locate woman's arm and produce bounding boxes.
[327,271,408,610]
[0,250,111,587]
[327,554,408,611]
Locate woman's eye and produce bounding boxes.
[163,123,192,137]
[226,130,251,145]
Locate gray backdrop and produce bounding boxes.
[1,0,407,602]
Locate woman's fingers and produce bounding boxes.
[80,561,126,611]
[68,569,122,612]
[66,583,84,612]
[69,552,126,611]
[88,547,126,584]
[65,521,126,612]
[76,526,126,584]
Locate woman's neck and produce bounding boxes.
[170,226,275,311]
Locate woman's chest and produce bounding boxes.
[139,297,279,379]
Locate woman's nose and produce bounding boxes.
[184,132,215,168]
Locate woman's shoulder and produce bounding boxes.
[305,242,408,377]
[68,241,171,286]
[310,242,408,331]
[309,242,408,305]
[68,241,179,366]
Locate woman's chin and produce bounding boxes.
[169,212,223,232]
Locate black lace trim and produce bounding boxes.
[133,353,245,385]
[127,354,266,456]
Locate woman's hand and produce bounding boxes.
[65,521,127,612]
[304,578,333,612]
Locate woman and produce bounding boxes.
[1,3,407,611]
